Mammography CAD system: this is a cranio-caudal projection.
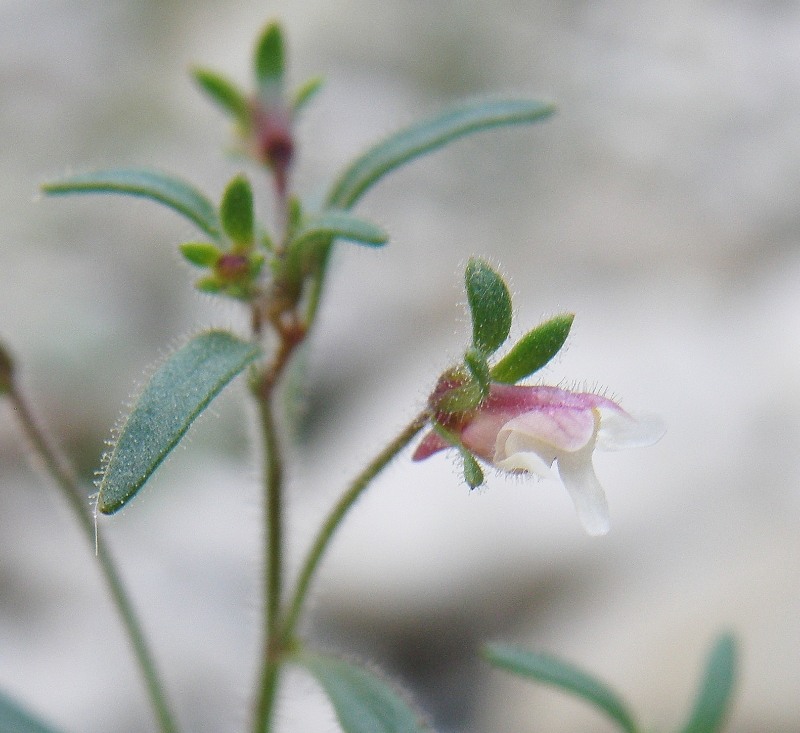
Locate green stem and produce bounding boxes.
[252,391,285,733]
[6,384,178,733]
[281,411,429,641]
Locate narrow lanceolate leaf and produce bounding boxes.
[292,210,389,249]
[292,76,324,115]
[192,67,251,125]
[482,644,638,733]
[220,174,254,245]
[97,331,260,514]
[298,652,433,733]
[491,313,574,384]
[42,169,221,240]
[465,258,512,355]
[255,22,285,88]
[326,98,556,209]
[0,691,68,733]
[679,633,738,733]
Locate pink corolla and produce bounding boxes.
[413,384,665,536]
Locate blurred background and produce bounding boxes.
[2,1,800,731]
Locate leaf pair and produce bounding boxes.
[483,633,738,733]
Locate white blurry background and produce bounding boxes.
[2,1,800,731]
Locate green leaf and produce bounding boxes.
[0,339,14,395]
[465,258,512,355]
[482,643,638,733]
[192,67,251,125]
[679,633,738,733]
[293,210,389,249]
[42,169,220,240]
[255,22,285,89]
[0,691,67,733]
[179,241,220,268]
[292,76,324,115]
[220,174,254,245]
[97,331,260,514]
[491,313,574,384]
[326,98,556,210]
[297,651,432,733]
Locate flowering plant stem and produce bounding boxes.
[5,383,179,733]
[250,388,428,733]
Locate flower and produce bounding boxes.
[413,384,665,535]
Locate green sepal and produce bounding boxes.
[192,67,251,126]
[679,633,738,733]
[432,422,484,488]
[433,380,484,414]
[292,76,324,115]
[295,650,433,733]
[179,241,220,268]
[462,451,484,489]
[41,168,221,240]
[292,210,389,249]
[490,313,574,384]
[220,174,254,246]
[463,347,490,398]
[326,98,556,210]
[97,330,261,514]
[0,690,69,733]
[254,22,285,92]
[482,644,638,733]
[465,258,512,355]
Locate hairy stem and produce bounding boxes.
[6,384,178,733]
[281,411,429,641]
[251,388,285,733]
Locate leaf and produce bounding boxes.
[0,691,68,733]
[490,313,574,384]
[192,67,251,125]
[179,241,220,268]
[679,633,738,733]
[292,76,324,115]
[255,22,285,88]
[42,169,221,240]
[292,210,389,249]
[482,643,638,733]
[220,174,254,245]
[297,651,432,733]
[97,330,260,514]
[325,98,556,210]
[465,258,512,355]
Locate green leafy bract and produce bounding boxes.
[465,258,512,355]
[0,691,67,733]
[42,169,221,240]
[491,313,574,384]
[483,643,638,733]
[297,651,433,733]
[255,22,285,89]
[292,76,324,115]
[192,68,251,125]
[220,174,255,245]
[325,98,556,210]
[97,330,260,514]
[679,633,738,733]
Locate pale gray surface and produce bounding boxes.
[2,1,800,731]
